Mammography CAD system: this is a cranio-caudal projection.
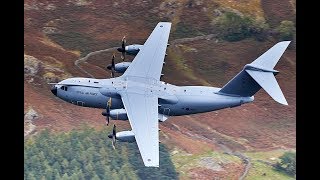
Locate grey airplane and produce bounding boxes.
[50,22,290,167]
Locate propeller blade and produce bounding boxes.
[122,36,126,50]
[112,54,115,67]
[106,115,110,126]
[111,54,116,78]
[121,51,125,61]
[121,36,126,61]
[105,98,111,125]
[112,124,116,149]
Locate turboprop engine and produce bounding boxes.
[109,108,128,120]
[107,62,131,74]
[108,125,135,149]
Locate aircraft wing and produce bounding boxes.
[120,91,159,167]
[122,22,171,81]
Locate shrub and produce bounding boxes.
[276,20,295,41]
[215,11,269,41]
[275,151,296,176]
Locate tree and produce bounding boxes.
[276,20,295,41]
[25,127,178,180]
[26,172,37,180]
[92,174,101,180]
[275,151,296,176]
[215,11,271,42]
[215,11,253,41]
[44,166,54,180]
[61,173,69,180]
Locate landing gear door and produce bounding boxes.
[163,108,170,116]
[159,108,170,122]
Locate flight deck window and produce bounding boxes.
[60,86,68,91]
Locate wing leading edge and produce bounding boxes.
[122,22,171,81]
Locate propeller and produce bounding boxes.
[102,97,112,125]
[108,124,116,149]
[107,54,116,78]
[117,36,126,61]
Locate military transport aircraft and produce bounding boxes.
[50,22,290,167]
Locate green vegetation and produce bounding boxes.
[215,11,269,41]
[245,150,295,180]
[171,22,204,39]
[24,127,178,180]
[48,32,97,56]
[172,150,242,179]
[246,161,294,180]
[276,20,296,41]
[275,151,296,177]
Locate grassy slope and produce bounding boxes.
[245,149,296,179]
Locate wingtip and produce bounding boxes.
[276,98,288,106]
[158,22,172,25]
[278,41,291,47]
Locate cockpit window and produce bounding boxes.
[60,86,68,91]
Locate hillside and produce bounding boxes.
[24,0,296,179]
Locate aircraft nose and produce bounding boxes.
[51,86,57,96]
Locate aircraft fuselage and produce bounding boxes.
[52,77,254,119]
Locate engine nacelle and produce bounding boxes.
[110,108,128,120]
[116,131,135,142]
[115,62,131,73]
[126,44,143,55]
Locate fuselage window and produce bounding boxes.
[61,86,65,90]
[94,82,99,83]
[65,87,68,91]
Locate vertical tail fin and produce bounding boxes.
[219,41,290,105]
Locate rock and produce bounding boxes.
[198,157,223,171]
[24,108,39,121]
[42,27,61,34]
[69,0,92,6]
[24,3,39,11]
[24,120,36,137]
[24,55,40,76]
[45,3,56,10]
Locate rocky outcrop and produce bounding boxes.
[24,107,40,137]
[24,54,40,76]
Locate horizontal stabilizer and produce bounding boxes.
[251,41,290,69]
[218,41,290,105]
[246,70,288,105]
